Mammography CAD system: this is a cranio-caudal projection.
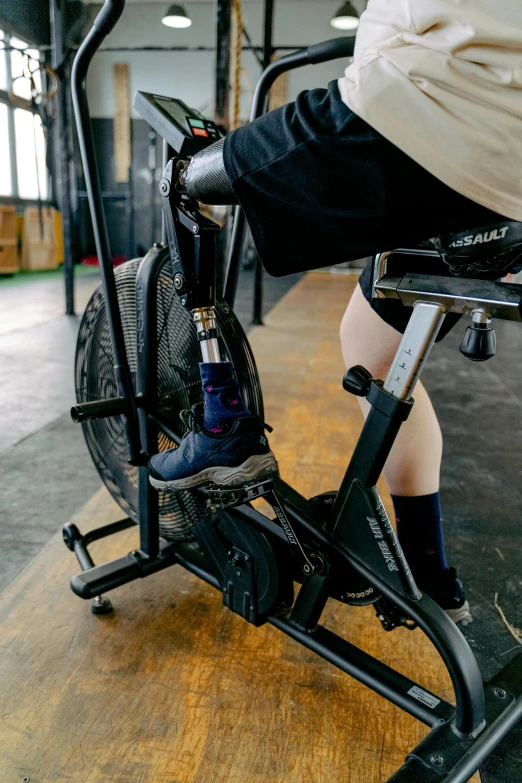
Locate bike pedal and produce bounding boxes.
[205,477,275,509]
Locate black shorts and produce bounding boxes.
[223,80,504,339]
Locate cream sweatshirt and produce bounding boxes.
[339,0,522,220]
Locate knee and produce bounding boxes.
[340,285,401,380]
[340,319,390,379]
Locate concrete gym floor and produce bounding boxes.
[0,264,301,592]
[0,267,521,780]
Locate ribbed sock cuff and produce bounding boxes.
[199,361,235,385]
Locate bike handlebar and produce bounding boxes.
[70,0,143,463]
[91,0,126,36]
[250,35,356,120]
[306,36,356,65]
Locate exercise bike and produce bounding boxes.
[64,1,522,780]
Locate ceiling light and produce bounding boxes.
[330,2,360,31]
[162,4,192,28]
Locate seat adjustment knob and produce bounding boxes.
[460,324,496,362]
[343,365,373,396]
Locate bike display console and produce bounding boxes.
[133,91,220,156]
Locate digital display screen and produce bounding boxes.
[155,97,190,129]
[140,93,219,145]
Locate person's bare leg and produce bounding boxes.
[340,283,442,497]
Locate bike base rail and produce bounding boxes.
[67,518,522,783]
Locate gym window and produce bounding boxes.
[0,30,49,202]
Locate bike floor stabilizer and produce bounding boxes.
[383,651,522,782]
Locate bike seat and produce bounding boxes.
[428,219,522,279]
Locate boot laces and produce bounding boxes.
[179,408,202,435]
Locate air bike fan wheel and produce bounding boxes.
[75,250,264,541]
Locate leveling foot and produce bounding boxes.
[90,595,113,615]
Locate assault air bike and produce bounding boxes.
[64,1,522,780]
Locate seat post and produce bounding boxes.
[384,302,446,400]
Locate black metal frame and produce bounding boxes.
[65,2,522,780]
[50,0,75,315]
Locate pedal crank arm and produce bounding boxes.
[266,489,317,576]
[205,481,318,575]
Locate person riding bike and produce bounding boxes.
[149,0,522,625]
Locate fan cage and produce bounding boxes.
[75,252,264,541]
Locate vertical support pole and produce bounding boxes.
[214,0,232,134]
[252,0,274,326]
[148,130,158,246]
[262,0,275,79]
[383,302,446,400]
[223,205,246,307]
[50,0,75,315]
[214,0,233,291]
[161,139,173,245]
[136,247,163,559]
[252,251,264,325]
[5,47,19,199]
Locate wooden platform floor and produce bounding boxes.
[0,273,479,783]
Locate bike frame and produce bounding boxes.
[67,2,522,780]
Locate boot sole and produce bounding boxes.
[445,600,473,627]
[149,452,278,492]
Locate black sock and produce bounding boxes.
[391,492,449,586]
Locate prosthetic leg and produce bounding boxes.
[160,139,235,361]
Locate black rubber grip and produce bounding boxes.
[71,396,128,423]
[306,36,356,65]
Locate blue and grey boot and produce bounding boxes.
[148,404,278,491]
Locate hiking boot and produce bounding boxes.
[149,404,278,491]
[421,567,473,627]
